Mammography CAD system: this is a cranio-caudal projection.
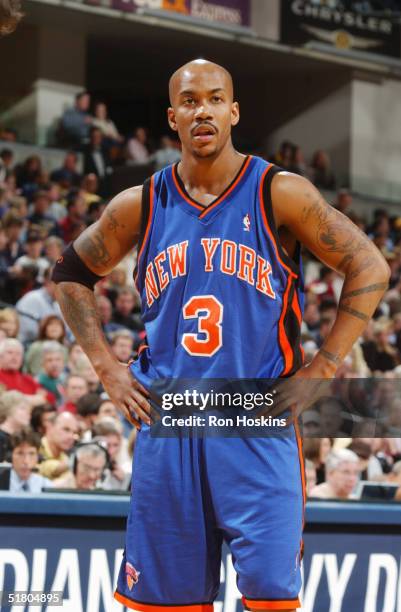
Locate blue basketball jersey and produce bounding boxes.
[131,155,304,382]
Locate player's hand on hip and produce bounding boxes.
[100,362,151,429]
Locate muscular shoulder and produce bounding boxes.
[270,171,317,229]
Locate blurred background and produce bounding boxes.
[1,1,401,611]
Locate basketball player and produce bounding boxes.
[53,60,389,612]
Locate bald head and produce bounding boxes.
[169,59,234,106]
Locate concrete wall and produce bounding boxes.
[251,0,280,41]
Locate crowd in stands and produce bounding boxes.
[1,127,401,499]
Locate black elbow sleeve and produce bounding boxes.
[52,243,103,290]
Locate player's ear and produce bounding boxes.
[231,101,240,127]
[167,107,178,132]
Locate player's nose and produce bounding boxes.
[194,102,213,120]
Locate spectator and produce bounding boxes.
[0,148,14,182]
[335,189,353,215]
[37,341,66,405]
[96,294,120,335]
[24,315,67,376]
[30,403,57,436]
[38,411,78,480]
[0,185,9,218]
[16,267,63,345]
[272,140,293,169]
[59,374,88,414]
[15,228,50,283]
[81,173,100,207]
[151,136,181,171]
[304,437,333,485]
[72,354,102,394]
[44,236,64,265]
[47,183,67,221]
[110,329,134,364]
[2,210,24,265]
[93,417,131,490]
[27,190,59,237]
[126,127,150,164]
[61,92,92,147]
[289,145,309,177]
[50,151,82,189]
[0,339,49,407]
[309,449,360,500]
[362,318,400,372]
[96,397,119,422]
[66,342,84,373]
[15,155,42,192]
[58,189,87,244]
[0,307,19,338]
[83,127,111,195]
[76,392,101,439]
[0,390,31,461]
[0,428,53,492]
[305,458,317,496]
[92,102,123,144]
[310,150,336,190]
[0,0,23,36]
[111,287,143,333]
[53,442,108,490]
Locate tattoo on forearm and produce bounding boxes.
[57,284,104,353]
[78,230,111,268]
[320,348,342,365]
[338,303,369,322]
[341,282,388,300]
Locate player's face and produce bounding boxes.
[168,67,239,159]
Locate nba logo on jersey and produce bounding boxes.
[243,213,251,231]
[126,562,140,590]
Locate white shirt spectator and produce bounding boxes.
[16,287,63,344]
[9,468,53,493]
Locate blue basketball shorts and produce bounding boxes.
[114,425,305,611]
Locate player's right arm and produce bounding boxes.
[54,186,151,427]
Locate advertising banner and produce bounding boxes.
[108,0,250,27]
[281,0,400,58]
[1,517,401,611]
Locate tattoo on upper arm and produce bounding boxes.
[79,229,112,269]
[106,208,125,233]
[301,193,374,277]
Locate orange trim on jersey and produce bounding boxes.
[114,593,213,612]
[278,276,294,376]
[138,343,149,355]
[198,155,252,218]
[259,165,297,279]
[294,417,306,565]
[135,175,155,285]
[242,596,300,610]
[172,166,204,211]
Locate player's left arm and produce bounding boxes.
[271,172,391,378]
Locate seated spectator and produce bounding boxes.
[83,127,112,196]
[0,307,19,338]
[80,173,101,207]
[110,329,134,364]
[111,287,143,333]
[50,151,82,189]
[27,190,59,237]
[0,339,49,407]
[24,315,67,376]
[30,403,57,436]
[37,341,66,405]
[1,210,24,266]
[310,150,336,190]
[76,392,101,440]
[60,92,93,147]
[16,267,63,345]
[309,449,360,500]
[335,189,353,215]
[58,189,87,244]
[347,439,383,481]
[362,318,400,372]
[66,342,85,374]
[59,374,88,414]
[103,265,128,306]
[47,183,67,221]
[0,428,53,492]
[0,390,31,461]
[126,127,150,164]
[15,155,42,193]
[44,236,64,265]
[96,396,119,422]
[52,442,108,490]
[305,458,317,496]
[0,148,14,182]
[38,411,78,480]
[151,135,181,171]
[272,140,293,170]
[72,354,102,394]
[92,418,131,490]
[92,102,123,144]
[15,228,50,283]
[96,295,121,336]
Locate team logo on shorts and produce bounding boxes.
[126,562,140,590]
[243,213,251,231]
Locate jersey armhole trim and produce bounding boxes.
[259,165,300,277]
[135,175,154,287]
